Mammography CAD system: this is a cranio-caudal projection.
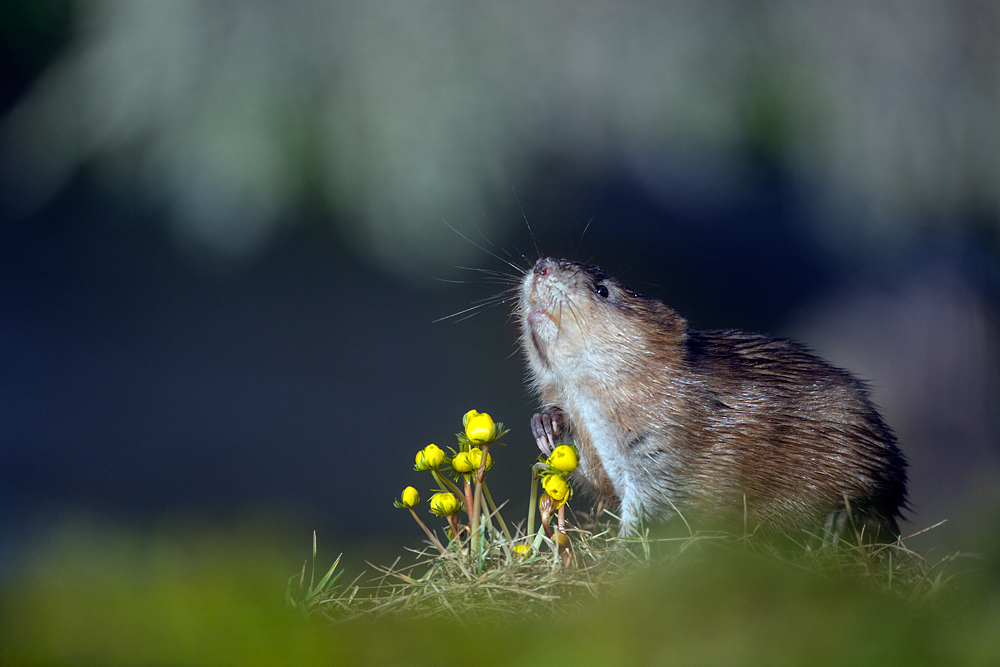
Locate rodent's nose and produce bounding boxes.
[533,259,553,277]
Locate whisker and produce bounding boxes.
[433,295,515,323]
[453,266,522,283]
[615,261,638,282]
[475,217,529,273]
[510,184,541,261]
[564,295,583,330]
[450,298,517,323]
[442,219,525,276]
[480,212,533,270]
[576,217,594,256]
[434,277,518,286]
[469,287,520,306]
[555,299,567,344]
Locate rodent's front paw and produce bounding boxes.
[531,407,564,456]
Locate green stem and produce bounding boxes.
[470,443,492,562]
[482,482,513,545]
[527,468,539,539]
[477,483,495,535]
[531,525,547,551]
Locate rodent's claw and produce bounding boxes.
[531,409,562,456]
[530,413,553,455]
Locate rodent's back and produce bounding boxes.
[520,257,908,540]
[678,330,907,537]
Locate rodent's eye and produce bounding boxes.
[595,283,609,298]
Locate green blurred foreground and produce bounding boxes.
[2,522,999,666]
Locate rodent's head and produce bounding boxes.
[519,258,686,377]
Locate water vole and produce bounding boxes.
[521,257,908,541]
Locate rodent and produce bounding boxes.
[521,257,908,542]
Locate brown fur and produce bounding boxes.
[521,258,908,541]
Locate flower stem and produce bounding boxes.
[541,512,554,538]
[474,444,491,484]
[482,482,513,544]
[408,508,447,554]
[472,481,484,561]
[447,514,462,543]
[527,463,548,538]
[471,443,490,559]
[527,469,539,538]
[465,478,477,557]
[556,504,572,567]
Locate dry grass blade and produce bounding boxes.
[289,516,961,625]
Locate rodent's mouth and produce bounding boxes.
[526,307,561,330]
[525,309,559,326]
[523,278,567,336]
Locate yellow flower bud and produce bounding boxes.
[464,410,496,443]
[451,451,474,474]
[512,544,533,557]
[542,474,569,505]
[547,445,578,473]
[399,486,420,508]
[468,447,493,472]
[429,492,460,517]
[415,443,447,471]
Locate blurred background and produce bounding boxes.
[1,0,998,575]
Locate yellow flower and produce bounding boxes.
[512,544,533,557]
[429,492,460,517]
[415,444,447,471]
[468,447,493,472]
[397,486,420,509]
[462,409,479,427]
[463,410,496,443]
[547,445,578,473]
[451,451,475,474]
[542,475,569,506]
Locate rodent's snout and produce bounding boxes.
[533,258,554,277]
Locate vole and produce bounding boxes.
[521,257,908,542]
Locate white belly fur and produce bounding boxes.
[566,390,645,531]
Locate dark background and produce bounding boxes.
[1,2,998,572]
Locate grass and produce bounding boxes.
[286,506,967,626]
[1,513,998,666]
[288,523,619,624]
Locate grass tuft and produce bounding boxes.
[288,508,966,625]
